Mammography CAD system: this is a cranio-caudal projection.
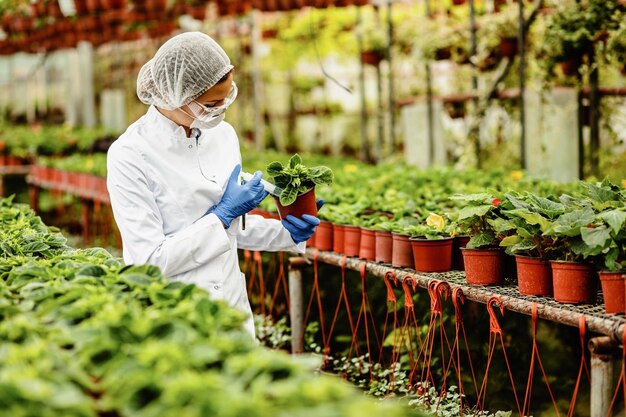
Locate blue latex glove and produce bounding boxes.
[282,213,321,244]
[211,164,268,228]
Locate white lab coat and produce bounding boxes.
[106,106,305,336]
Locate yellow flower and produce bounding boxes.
[622,179,626,189]
[510,170,524,181]
[426,213,445,231]
[344,164,358,173]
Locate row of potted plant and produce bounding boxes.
[0,124,114,166]
[240,150,623,313]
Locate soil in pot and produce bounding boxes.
[359,228,376,261]
[274,188,318,220]
[332,224,346,254]
[550,261,598,305]
[375,230,393,264]
[314,221,333,251]
[599,271,625,314]
[462,247,505,286]
[391,233,414,269]
[515,255,552,297]
[343,225,361,257]
[410,237,453,273]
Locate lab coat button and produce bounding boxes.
[188,145,193,149]
[213,284,220,290]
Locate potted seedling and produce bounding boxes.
[542,194,600,305]
[450,193,510,285]
[406,213,454,273]
[498,192,563,297]
[266,154,333,221]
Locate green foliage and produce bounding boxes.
[449,193,510,248]
[266,154,334,206]
[0,197,421,417]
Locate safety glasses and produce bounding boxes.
[186,81,238,120]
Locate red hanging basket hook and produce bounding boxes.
[487,297,505,336]
[384,271,398,303]
[402,275,418,309]
[452,287,465,321]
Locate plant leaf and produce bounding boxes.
[581,225,612,249]
[288,154,302,169]
[457,205,492,220]
[598,209,626,234]
[266,161,284,177]
[279,186,299,206]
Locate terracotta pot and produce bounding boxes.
[462,247,505,286]
[273,188,317,220]
[452,0,466,4]
[452,235,470,271]
[515,255,553,296]
[435,47,452,61]
[375,231,393,264]
[499,37,518,58]
[391,233,414,269]
[551,261,598,305]
[307,227,317,248]
[361,50,384,66]
[314,220,333,251]
[410,237,453,273]
[343,225,361,257]
[359,228,376,261]
[599,271,625,314]
[332,224,345,254]
[558,58,581,77]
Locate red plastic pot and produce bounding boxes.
[599,271,625,313]
[410,237,453,273]
[499,37,518,58]
[375,230,393,264]
[332,224,345,254]
[462,247,505,286]
[551,261,598,304]
[359,228,376,261]
[273,188,318,220]
[452,235,470,271]
[391,233,414,269]
[314,221,333,251]
[343,225,361,257]
[515,255,552,297]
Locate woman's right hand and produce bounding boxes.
[210,164,268,228]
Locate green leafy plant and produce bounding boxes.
[498,192,564,258]
[404,213,453,240]
[266,154,334,206]
[449,193,510,249]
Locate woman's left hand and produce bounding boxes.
[282,214,321,244]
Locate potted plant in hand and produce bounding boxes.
[266,154,333,220]
[450,193,510,285]
[406,213,454,273]
[498,192,564,296]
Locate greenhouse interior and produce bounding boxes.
[1,0,626,416]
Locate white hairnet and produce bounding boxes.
[136,32,234,110]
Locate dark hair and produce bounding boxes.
[217,69,233,85]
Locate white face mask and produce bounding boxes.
[190,112,225,129]
[180,81,237,130]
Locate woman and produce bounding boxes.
[107,32,321,337]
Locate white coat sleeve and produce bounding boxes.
[107,145,231,277]
[236,214,306,254]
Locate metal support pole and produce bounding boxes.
[577,90,585,179]
[374,5,384,162]
[468,0,478,92]
[251,11,265,151]
[588,336,619,417]
[424,0,435,166]
[386,0,396,156]
[356,7,370,163]
[288,257,307,355]
[518,0,526,169]
[588,52,600,179]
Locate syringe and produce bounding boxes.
[240,171,283,197]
